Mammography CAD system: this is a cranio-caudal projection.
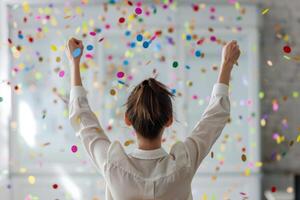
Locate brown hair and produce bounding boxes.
[125,78,174,139]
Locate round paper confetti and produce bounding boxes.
[195,50,201,57]
[172,61,179,68]
[52,184,58,189]
[119,17,125,23]
[283,45,291,54]
[58,70,65,77]
[271,186,277,193]
[110,89,116,96]
[135,7,142,15]
[241,154,247,162]
[28,176,36,184]
[116,71,125,78]
[72,48,81,58]
[50,45,57,52]
[86,45,93,51]
[89,31,96,36]
[143,41,149,48]
[71,145,78,153]
[136,34,143,41]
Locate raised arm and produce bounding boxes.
[184,40,240,174]
[66,38,111,174]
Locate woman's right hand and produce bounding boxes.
[221,40,241,72]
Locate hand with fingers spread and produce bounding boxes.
[65,37,84,64]
[218,40,241,85]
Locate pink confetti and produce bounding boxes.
[117,71,125,78]
[71,145,78,153]
[85,53,93,59]
[135,7,142,15]
[58,70,65,77]
[89,31,96,36]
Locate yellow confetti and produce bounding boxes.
[255,162,263,167]
[28,176,36,184]
[235,2,240,10]
[244,168,251,176]
[260,118,266,127]
[51,45,57,52]
[124,139,135,146]
[297,134,300,143]
[22,1,30,13]
[262,8,270,15]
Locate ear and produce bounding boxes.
[165,117,173,127]
[124,113,132,126]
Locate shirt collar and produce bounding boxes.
[130,147,168,159]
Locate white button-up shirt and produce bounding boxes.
[69,83,230,200]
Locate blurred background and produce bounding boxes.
[0,0,299,199]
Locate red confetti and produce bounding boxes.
[192,4,199,12]
[271,186,277,193]
[127,0,133,6]
[52,184,58,189]
[197,38,205,45]
[283,45,291,54]
[119,17,125,23]
[98,37,104,42]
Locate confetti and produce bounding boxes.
[116,71,125,78]
[52,184,58,189]
[241,154,247,162]
[50,45,57,52]
[110,89,116,96]
[143,41,149,48]
[172,61,179,68]
[195,50,201,57]
[71,145,78,153]
[86,45,94,51]
[124,139,135,146]
[0,97,3,102]
[271,186,277,193]
[119,17,125,23]
[98,37,104,42]
[89,31,96,36]
[28,176,36,184]
[58,70,65,78]
[135,7,142,15]
[72,48,81,58]
[267,60,273,66]
[136,34,143,41]
[283,45,292,54]
[262,8,270,15]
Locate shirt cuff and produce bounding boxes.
[70,86,87,101]
[212,83,229,96]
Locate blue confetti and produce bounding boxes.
[143,41,149,48]
[86,45,93,51]
[186,34,192,41]
[185,65,191,69]
[195,50,201,57]
[123,60,129,66]
[125,30,131,36]
[72,48,82,58]
[136,34,143,41]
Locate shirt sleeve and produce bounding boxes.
[183,83,230,174]
[69,86,111,174]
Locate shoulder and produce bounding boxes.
[169,141,191,167]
